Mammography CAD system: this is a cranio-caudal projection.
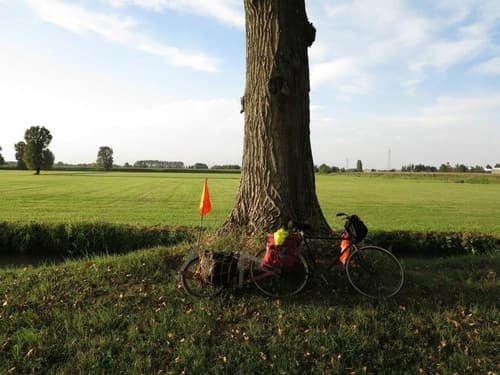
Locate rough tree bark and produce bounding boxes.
[222,0,330,234]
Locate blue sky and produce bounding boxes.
[1,0,499,169]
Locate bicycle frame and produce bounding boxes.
[297,232,355,280]
[236,252,282,288]
[182,212,403,299]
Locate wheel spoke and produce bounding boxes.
[180,256,224,298]
[346,246,404,298]
[251,249,309,298]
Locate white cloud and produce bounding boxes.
[308,1,431,92]
[363,95,500,131]
[410,38,487,73]
[310,94,500,168]
[308,0,498,93]
[27,0,136,42]
[137,42,219,71]
[108,0,244,28]
[310,57,370,94]
[314,0,433,61]
[401,79,422,96]
[96,98,243,165]
[414,96,500,129]
[434,0,474,24]
[473,56,500,75]
[0,47,241,165]
[26,0,219,72]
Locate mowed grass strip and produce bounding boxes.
[0,171,237,227]
[1,170,500,233]
[316,174,500,233]
[0,245,498,373]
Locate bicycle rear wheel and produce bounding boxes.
[179,256,224,298]
[250,249,309,298]
[346,246,404,298]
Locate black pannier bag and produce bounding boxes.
[344,215,368,244]
[199,250,238,286]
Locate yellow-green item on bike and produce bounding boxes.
[273,228,289,245]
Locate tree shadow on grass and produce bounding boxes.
[287,255,500,310]
[195,255,500,312]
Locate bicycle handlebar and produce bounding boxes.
[288,212,353,232]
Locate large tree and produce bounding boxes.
[14,141,27,170]
[97,146,114,170]
[223,0,329,234]
[23,126,54,175]
[41,149,55,170]
[0,146,5,165]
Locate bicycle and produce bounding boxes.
[248,213,404,299]
[179,249,309,298]
[288,213,403,298]
[180,213,404,299]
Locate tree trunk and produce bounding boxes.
[222,0,330,234]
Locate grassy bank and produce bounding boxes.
[1,222,499,258]
[0,222,193,257]
[1,170,500,233]
[0,245,498,373]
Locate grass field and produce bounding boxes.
[1,170,500,233]
[1,170,499,373]
[0,245,498,373]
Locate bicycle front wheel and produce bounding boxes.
[250,249,309,298]
[346,246,404,298]
[179,256,224,298]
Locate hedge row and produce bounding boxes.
[366,230,500,257]
[1,222,498,258]
[0,222,194,257]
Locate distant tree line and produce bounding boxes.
[313,161,499,175]
[401,164,438,172]
[211,164,241,170]
[134,160,185,169]
[129,161,240,170]
[402,163,495,173]
[189,163,209,169]
[4,129,498,175]
[315,160,363,174]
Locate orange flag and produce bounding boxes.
[198,178,212,216]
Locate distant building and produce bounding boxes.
[134,160,185,169]
[492,168,500,174]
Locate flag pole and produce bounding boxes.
[197,177,211,251]
[197,214,204,250]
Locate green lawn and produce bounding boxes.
[0,245,498,373]
[1,170,500,233]
[1,170,498,373]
